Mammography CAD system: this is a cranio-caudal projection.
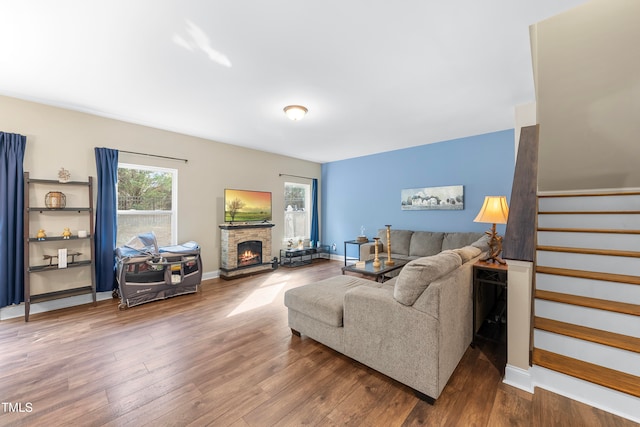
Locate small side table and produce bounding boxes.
[343,239,369,266]
[472,260,508,347]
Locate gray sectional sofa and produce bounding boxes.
[360,228,486,262]
[284,231,489,401]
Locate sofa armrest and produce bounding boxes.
[343,285,441,398]
[359,241,383,261]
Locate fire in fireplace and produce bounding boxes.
[237,240,262,268]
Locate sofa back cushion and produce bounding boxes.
[393,251,462,305]
[378,229,413,256]
[452,245,482,263]
[409,231,444,257]
[441,232,484,251]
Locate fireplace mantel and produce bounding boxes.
[219,223,275,230]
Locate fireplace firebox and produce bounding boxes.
[237,240,262,268]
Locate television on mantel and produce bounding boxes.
[224,189,272,223]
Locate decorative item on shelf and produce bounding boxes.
[356,225,368,243]
[287,239,293,248]
[37,229,46,240]
[45,191,66,209]
[355,261,366,269]
[384,224,395,266]
[372,237,381,269]
[473,195,509,264]
[58,167,71,183]
[77,230,88,238]
[62,227,72,239]
[297,239,304,250]
[58,248,68,268]
[43,251,82,266]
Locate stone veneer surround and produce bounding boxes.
[219,223,275,279]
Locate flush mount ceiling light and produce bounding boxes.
[283,105,308,121]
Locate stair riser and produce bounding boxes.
[537,231,640,252]
[537,251,640,277]
[534,299,640,338]
[534,329,640,377]
[536,273,640,305]
[538,213,640,230]
[539,195,640,212]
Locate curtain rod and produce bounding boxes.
[119,150,188,163]
[279,173,316,180]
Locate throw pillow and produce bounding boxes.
[393,251,462,306]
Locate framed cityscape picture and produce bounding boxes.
[401,185,464,210]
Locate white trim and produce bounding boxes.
[502,365,640,423]
[1,268,219,320]
[503,364,534,392]
[538,187,640,196]
[0,291,113,321]
[202,270,220,281]
[531,366,640,424]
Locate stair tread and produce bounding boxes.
[537,245,640,258]
[538,210,640,215]
[538,191,640,198]
[538,227,640,234]
[535,289,640,316]
[534,317,640,353]
[532,348,640,398]
[536,266,640,286]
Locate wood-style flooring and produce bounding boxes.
[0,260,637,426]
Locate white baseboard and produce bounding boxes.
[1,269,222,321]
[531,366,640,424]
[502,365,640,423]
[503,364,534,392]
[202,270,220,281]
[1,291,113,321]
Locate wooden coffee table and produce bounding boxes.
[342,259,408,282]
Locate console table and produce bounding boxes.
[280,245,330,267]
[472,260,508,345]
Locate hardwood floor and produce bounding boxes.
[0,260,636,426]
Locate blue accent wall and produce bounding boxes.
[320,129,515,257]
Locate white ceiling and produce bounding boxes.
[0,0,589,164]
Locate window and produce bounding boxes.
[284,182,310,243]
[116,163,177,248]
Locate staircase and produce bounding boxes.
[534,192,640,398]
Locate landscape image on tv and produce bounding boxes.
[224,189,272,222]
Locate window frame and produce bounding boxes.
[117,162,178,246]
[283,181,311,244]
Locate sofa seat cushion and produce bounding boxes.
[284,275,372,327]
[409,231,444,257]
[393,251,462,306]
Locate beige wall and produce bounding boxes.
[1,95,320,292]
[533,0,640,192]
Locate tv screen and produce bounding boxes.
[224,189,272,223]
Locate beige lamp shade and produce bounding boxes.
[474,196,509,224]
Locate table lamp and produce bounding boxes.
[473,195,509,264]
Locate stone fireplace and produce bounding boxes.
[219,223,275,279]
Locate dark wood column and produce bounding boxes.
[503,125,539,262]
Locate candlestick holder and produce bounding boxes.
[385,225,395,266]
[373,237,381,269]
